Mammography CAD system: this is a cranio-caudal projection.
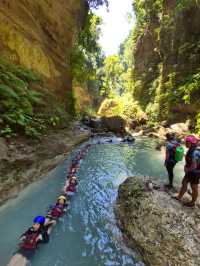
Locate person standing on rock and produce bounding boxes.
[173,135,200,207]
[164,133,178,189]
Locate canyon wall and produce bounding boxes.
[0,0,87,104]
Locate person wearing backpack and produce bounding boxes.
[165,133,184,189]
[173,135,200,207]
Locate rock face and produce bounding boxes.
[133,1,200,122]
[116,177,200,266]
[0,0,86,100]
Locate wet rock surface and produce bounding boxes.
[116,176,200,266]
[86,116,126,134]
[101,116,126,134]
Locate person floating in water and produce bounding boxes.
[45,195,68,232]
[164,133,180,189]
[65,176,78,196]
[17,216,48,259]
[173,135,200,207]
[121,135,135,143]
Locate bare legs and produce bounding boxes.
[44,218,57,235]
[191,183,198,205]
[176,176,198,206]
[177,177,188,200]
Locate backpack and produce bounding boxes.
[195,148,200,169]
[173,144,184,162]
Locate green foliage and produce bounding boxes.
[100,55,125,97]
[113,0,200,131]
[133,0,163,37]
[176,0,200,12]
[101,29,136,98]
[178,71,200,104]
[196,112,200,135]
[145,102,159,122]
[0,58,69,138]
[0,125,13,138]
[0,57,44,137]
[71,13,103,83]
[71,12,104,115]
[98,93,145,122]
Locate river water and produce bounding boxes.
[0,137,184,266]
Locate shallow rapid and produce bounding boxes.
[0,137,184,266]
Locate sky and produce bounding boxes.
[93,0,135,56]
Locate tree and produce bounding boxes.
[71,12,105,114]
[101,55,125,97]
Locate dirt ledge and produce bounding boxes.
[0,127,90,205]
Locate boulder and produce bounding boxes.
[157,126,169,139]
[147,132,160,138]
[170,122,189,135]
[160,120,170,128]
[127,119,139,130]
[116,177,200,266]
[132,130,144,137]
[89,118,102,130]
[101,116,126,134]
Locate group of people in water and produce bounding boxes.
[8,132,200,264]
[15,144,92,260]
[165,133,200,207]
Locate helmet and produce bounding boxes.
[33,216,45,224]
[185,135,198,144]
[71,176,77,180]
[57,195,66,202]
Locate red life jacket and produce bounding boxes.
[20,230,40,250]
[66,184,76,193]
[50,205,64,218]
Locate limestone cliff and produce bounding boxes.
[133,0,200,123]
[0,0,87,101]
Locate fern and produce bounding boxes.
[0,57,44,137]
[0,57,69,138]
[0,84,19,99]
[27,90,43,105]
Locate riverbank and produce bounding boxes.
[0,125,90,205]
[116,176,200,266]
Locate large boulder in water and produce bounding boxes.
[89,117,102,130]
[116,177,200,266]
[101,116,126,134]
[170,122,189,135]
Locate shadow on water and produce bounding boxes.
[0,137,184,266]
